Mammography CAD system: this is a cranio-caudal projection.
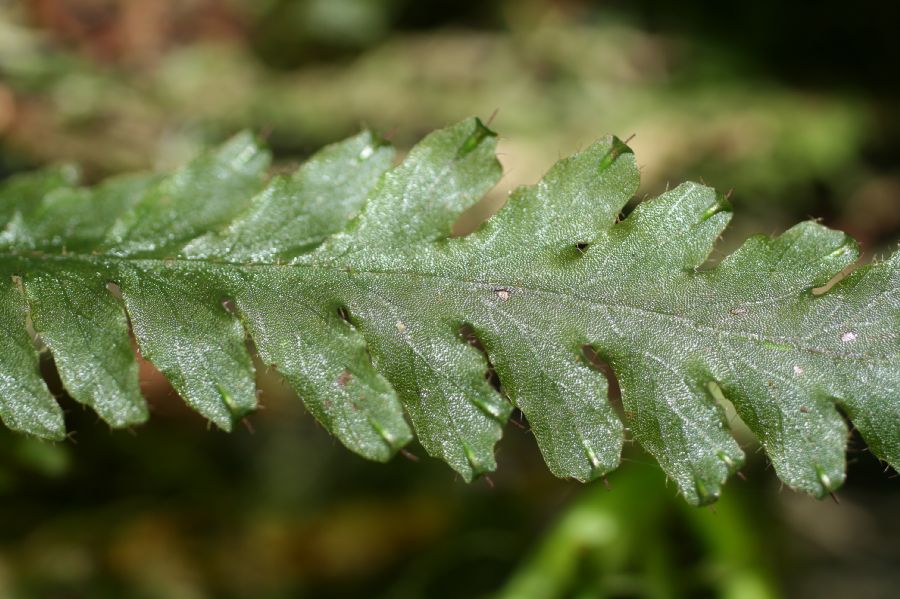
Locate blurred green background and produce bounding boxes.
[0,1,898,597]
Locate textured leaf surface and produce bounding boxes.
[0,119,896,504]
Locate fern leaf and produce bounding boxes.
[0,118,896,504]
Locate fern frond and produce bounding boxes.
[1,119,896,504]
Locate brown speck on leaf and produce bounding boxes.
[800,406,810,413]
[730,307,748,316]
[494,288,511,301]
[337,369,352,387]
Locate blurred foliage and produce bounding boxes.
[0,391,896,597]
[2,0,899,251]
[0,0,898,597]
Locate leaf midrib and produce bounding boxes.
[0,250,877,362]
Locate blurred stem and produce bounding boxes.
[496,467,780,599]
[680,490,780,599]
[496,468,664,599]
